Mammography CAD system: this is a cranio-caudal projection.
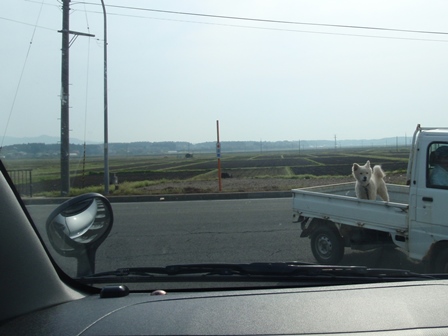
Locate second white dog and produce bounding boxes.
[352,160,389,201]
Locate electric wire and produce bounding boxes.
[19,0,448,43]
[77,1,448,36]
[0,0,46,151]
[0,16,54,31]
[92,10,448,43]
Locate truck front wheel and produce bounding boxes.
[311,226,344,265]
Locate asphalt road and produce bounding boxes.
[27,198,425,278]
[28,198,308,274]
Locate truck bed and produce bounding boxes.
[292,182,409,233]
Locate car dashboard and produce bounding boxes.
[2,280,448,335]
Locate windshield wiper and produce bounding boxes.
[79,262,437,284]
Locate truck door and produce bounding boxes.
[413,142,448,244]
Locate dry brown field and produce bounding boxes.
[7,147,410,195]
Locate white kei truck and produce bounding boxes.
[292,125,448,272]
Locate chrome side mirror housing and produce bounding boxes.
[46,193,113,277]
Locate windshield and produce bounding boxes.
[2,0,448,290]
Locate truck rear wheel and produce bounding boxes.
[311,226,344,265]
[432,248,448,273]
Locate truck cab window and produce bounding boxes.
[428,143,448,188]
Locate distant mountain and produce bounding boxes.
[1,135,411,157]
[1,135,99,146]
[1,134,411,148]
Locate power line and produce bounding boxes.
[1,1,46,150]
[14,1,448,42]
[77,2,448,36]
[96,11,448,43]
[0,16,54,31]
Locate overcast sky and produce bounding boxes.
[1,1,448,144]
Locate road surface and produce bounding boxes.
[27,198,424,277]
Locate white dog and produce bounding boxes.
[352,160,389,201]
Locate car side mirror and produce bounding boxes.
[46,193,113,277]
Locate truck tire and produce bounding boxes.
[311,226,344,265]
[432,248,448,273]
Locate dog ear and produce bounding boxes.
[366,160,371,167]
[353,163,359,171]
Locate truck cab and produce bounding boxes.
[408,127,448,270]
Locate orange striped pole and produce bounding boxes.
[217,120,222,192]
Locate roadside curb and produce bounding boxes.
[23,191,292,205]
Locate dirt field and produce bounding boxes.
[21,149,410,195]
[133,173,408,195]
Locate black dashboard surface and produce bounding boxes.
[2,281,448,335]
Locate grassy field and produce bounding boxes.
[4,147,410,196]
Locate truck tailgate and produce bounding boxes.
[292,183,409,232]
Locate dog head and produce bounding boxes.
[352,160,372,186]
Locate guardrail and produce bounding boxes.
[8,169,33,197]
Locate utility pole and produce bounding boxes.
[101,0,109,195]
[60,0,70,196]
[59,0,94,196]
